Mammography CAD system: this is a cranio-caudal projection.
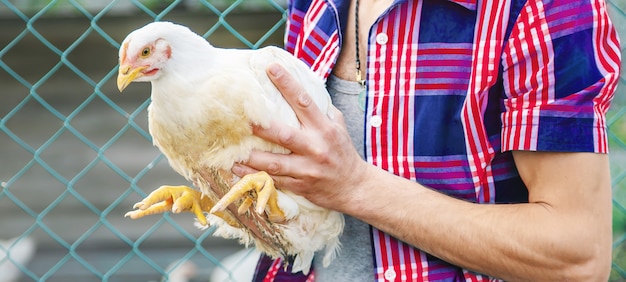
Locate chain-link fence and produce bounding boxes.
[0,0,625,281]
[0,1,285,281]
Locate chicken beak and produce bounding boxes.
[117,65,147,92]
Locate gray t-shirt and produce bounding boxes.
[312,75,374,281]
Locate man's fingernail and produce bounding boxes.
[268,63,282,77]
[232,164,243,176]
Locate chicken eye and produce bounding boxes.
[141,47,151,57]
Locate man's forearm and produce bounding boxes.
[343,156,611,281]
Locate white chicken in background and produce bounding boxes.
[117,21,344,274]
[0,236,36,282]
[209,249,261,282]
[161,259,197,282]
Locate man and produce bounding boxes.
[232,0,621,280]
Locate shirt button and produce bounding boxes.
[371,115,382,127]
[384,268,397,281]
[376,32,389,45]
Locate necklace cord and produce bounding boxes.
[355,0,367,111]
[355,0,364,84]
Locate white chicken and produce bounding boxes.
[117,21,343,274]
[0,236,36,282]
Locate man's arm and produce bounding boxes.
[232,63,613,280]
[348,151,612,280]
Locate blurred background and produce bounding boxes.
[0,0,624,281]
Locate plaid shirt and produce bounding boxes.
[254,0,621,281]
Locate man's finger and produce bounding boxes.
[231,163,258,178]
[266,63,326,129]
[252,120,300,148]
[231,156,300,191]
[243,150,290,176]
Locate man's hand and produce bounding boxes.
[232,63,368,211]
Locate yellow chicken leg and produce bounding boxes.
[125,185,240,227]
[210,171,286,222]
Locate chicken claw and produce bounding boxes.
[125,185,240,227]
[210,171,286,222]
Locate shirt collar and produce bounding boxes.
[385,0,478,11]
[447,0,477,10]
[330,0,477,12]
[327,0,477,25]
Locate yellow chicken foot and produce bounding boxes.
[125,185,240,227]
[210,171,286,222]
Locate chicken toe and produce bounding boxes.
[125,185,240,227]
[211,171,286,223]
